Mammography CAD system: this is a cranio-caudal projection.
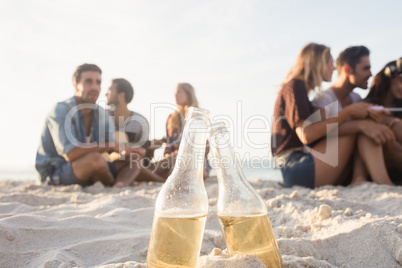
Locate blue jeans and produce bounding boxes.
[280,150,315,188]
[48,161,117,186]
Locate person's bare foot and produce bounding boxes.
[350,176,367,187]
[114,181,126,188]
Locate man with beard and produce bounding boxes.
[313,46,372,117]
[106,78,150,147]
[312,46,395,185]
[106,78,165,183]
[35,64,145,187]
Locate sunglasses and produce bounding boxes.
[385,58,402,78]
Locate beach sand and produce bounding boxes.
[0,178,401,268]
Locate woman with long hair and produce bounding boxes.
[366,59,402,113]
[363,59,402,184]
[163,83,210,179]
[164,83,199,156]
[136,83,210,182]
[271,43,394,188]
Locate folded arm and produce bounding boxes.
[295,102,369,144]
[66,143,116,162]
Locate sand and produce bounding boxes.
[0,178,401,268]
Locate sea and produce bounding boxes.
[0,165,283,182]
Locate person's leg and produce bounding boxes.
[150,155,176,179]
[136,167,166,182]
[357,135,394,185]
[350,152,369,186]
[383,142,402,173]
[50,162,89,186]
[113,153,142,187]
[113,163,141,187]
[390,119,402,142]
[312,135,356,187]
[383,142,402,185]
[125,155,176,183]
[384,124,402,185]
[71,152,115,186]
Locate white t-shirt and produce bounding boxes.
[312,88,362,118]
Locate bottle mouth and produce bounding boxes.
[210,121,231,148]
[210,121,226,131]
[186,107,210,120]
[184,107,211,137]
[210,121,228,136]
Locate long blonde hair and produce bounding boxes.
[284,43,331,91]
[168,83,199,130]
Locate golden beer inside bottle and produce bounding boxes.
[147,214,207,268]
[218,213,282,268]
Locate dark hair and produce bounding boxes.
[112,78,134,104]
[336,46,370,73]
[72,63,102,85]
[365,60,402,107]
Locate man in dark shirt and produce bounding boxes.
[106,78,150,146]
[106,78,165,183]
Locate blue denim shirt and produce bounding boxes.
[35,97,115,183]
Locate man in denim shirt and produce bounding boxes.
[35,64,145,186]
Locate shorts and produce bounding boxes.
[48,161,117,186]
[389,169,402,186]
[280,150,315,188]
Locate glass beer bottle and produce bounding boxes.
[210,122,282,268]
[146,107,210,268]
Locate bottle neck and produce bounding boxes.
[211,126,268,216]
[170,119,208,180]
[213,143,241,186]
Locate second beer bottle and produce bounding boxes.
[210,122,283,268]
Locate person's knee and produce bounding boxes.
[383,142,397,153]
[344,133,357,143]
[356,133,365,141]
[88,152,109,172]
[128,153,142,169]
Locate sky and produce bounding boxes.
[1,0,401,169]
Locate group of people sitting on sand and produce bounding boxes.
[35,64,210,187]
[271,44,401,188]
[35,44,401,188]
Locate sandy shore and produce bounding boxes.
[0,178,401,268]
